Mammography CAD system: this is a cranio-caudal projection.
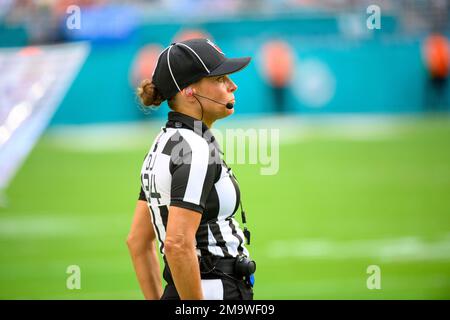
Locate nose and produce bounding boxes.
[228,79,237,93]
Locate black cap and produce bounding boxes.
[152,38,251,100]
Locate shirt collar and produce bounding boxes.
[166,111,209,134]
[165,112,223,154]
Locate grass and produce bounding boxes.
[1,115,449,299]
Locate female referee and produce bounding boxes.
[126,38,256,300]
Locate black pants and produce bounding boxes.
[160,276,254,300]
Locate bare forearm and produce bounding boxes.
[165,247,203,300]
[129,247,162,300]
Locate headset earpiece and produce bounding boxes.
[185,87,194,97]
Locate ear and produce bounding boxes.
[184,87,194,97]
[184,87,195,97]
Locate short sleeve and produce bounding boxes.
[169,133,217,214]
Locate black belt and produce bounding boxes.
[203,257,235,275]
[162,256,239,284]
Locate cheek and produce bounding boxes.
[212,83,229,99]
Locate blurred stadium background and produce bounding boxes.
[1,0,449,299]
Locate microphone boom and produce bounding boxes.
[193,93,234,109]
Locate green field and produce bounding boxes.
[1,115,450,299]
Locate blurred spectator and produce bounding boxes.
[129,43,164,88]
[259,40,294,113]
[2,0,105,44]
[429,0,449,32]
[423,33,450,111]
[1,0,447,45]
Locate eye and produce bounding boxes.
[217,76,225,82]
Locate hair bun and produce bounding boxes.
[137,79,164,107]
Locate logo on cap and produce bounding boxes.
[206,39,224,55]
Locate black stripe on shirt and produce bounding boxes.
[169,132,217,214]
[138,186,146,201]
[208,221,231,258]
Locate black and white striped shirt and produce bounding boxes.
[139,112,250,259]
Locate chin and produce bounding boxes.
[219,108,234,119]
[225,108,234,116]
[214,108,234,120]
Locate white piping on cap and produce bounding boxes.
[167,45,181,92]
[176,43,210,74]
[165,42,212,94]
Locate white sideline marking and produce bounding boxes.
[267,234,450,262]
[0,214,123,238]
[44,114,415,152]
[45,122,160,151]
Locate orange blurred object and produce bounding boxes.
[18,46,42,56]
[130,44,164,87]
[260,40,295,87]
[52,0,105,16]
[172,29,212,43]
[423,34,450,79]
